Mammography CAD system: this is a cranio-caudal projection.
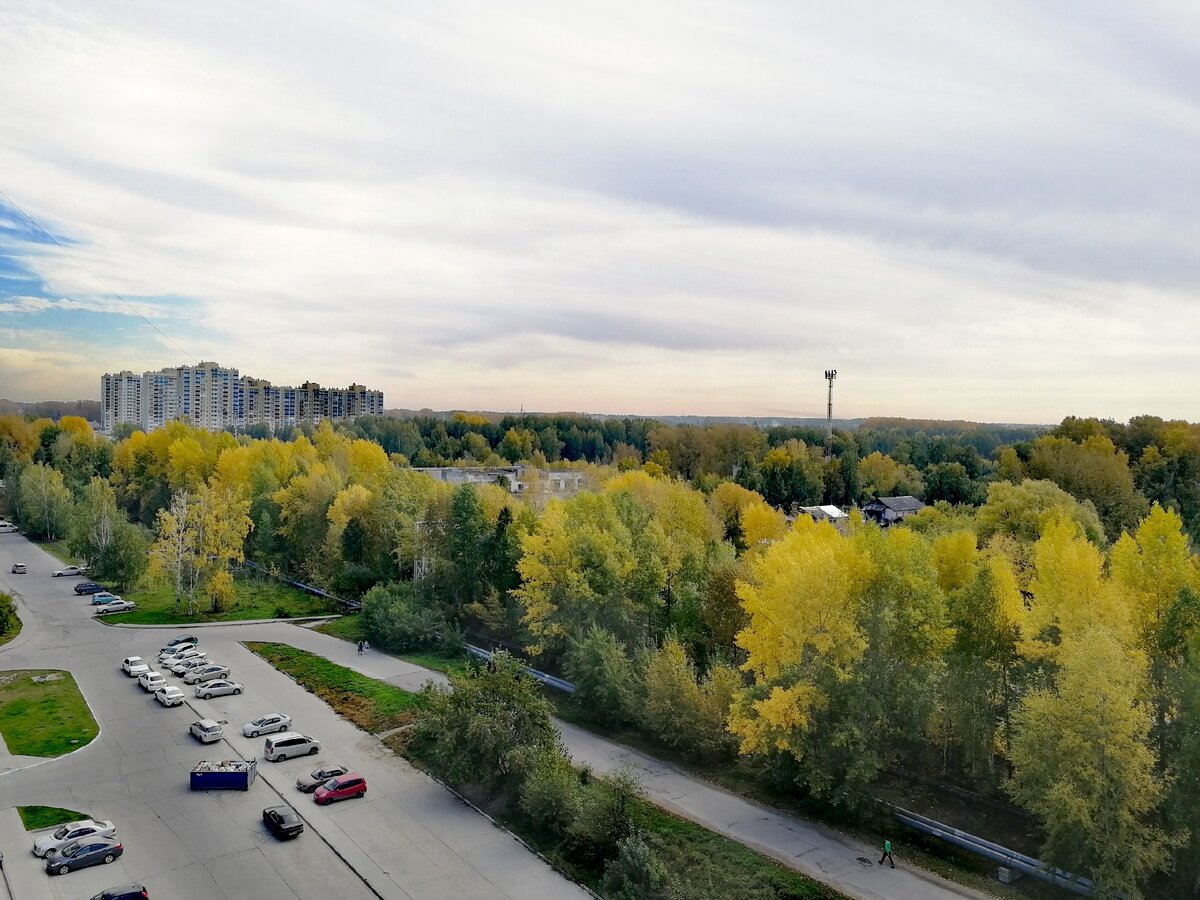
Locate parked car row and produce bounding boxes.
[30,818,122,877]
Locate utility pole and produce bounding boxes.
[824,369,837,459]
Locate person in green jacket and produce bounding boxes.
[879,838,895,868]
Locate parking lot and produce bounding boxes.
[0,533,589,900]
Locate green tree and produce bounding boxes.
[1008,627,1173,897]
[563,626,640,726]
[413,652,558,785]
[922,461,984,505]
[603,832,670,900]
[0,591,18,637]
[1027,434,1149,540]
[975,479,1105,546]
[67,476,121,566]
[17,463,71,540]
[446,484,489,620]
[361,581,446,652]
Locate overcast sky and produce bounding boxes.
[2,1,1198,423]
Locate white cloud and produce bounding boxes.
[1,1,1198,422]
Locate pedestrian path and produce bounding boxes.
[246,625,990,900]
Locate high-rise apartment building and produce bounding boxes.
[100,370,143,432]
[100,363,384,434]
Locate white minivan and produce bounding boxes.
[264,732,320,762]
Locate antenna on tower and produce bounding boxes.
[824,369,837,459]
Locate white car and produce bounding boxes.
[184,664,231,685]
[190,719,223,743]
[171,656,210,676]
[138,671,167,692]
[155,685,185,707]
[242,713,292,737]
[52,565,87,577]
[159,642,197,661]
[121,657,149,677]
[95,599,135,615]
[31,819,116,857]
[195,679,243,700]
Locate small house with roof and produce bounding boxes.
[862,495,924,526]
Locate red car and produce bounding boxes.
[313,772,367,805]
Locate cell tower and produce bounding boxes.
[824,369,837,459]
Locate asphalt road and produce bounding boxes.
[0,532,590,900]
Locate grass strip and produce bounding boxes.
[18,806,90,831]
[244,641,423,732]
[114,576,335,625]
[0,670,98,757]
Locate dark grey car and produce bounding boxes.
[45,836,123,875]
[296,763,349,793]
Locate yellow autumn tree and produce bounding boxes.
[728,518,872,754]
[929,529,980,593]
[1025,517,1131,660]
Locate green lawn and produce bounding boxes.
[33,540,81,567]
[313,614,365,643]
[244,642,424,733]
[18,806,90,831]
[0,670,98,756]
[110,576,337,625]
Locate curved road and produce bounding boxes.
[0,532,988,900]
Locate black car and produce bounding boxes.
[263,805,304,839]
[163,634,198,649]
[74,581,106,595]
[90,885,149,900]
[45,837,123,874]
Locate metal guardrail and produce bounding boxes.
[893,805,1101,896]
[464,644,576,694]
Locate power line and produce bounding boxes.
[0,186,198,365]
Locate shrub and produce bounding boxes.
[412,652,557,785]
[362,582,447,652]
[642,638,739,761]
[519,748,583,835]
[603,832,670,900]
[563,626,640,726]
[641,637,705,752]
[568,765,643,866]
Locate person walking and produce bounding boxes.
[362,640,370,654]
[879,838,895,869]
[357,640,364,655]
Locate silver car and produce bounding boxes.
[184,664,231,685]
[243,713,292,737]
[171,656,210,676]
[32,820,116,858]
[159,642,197,661]
[195,679,242,699]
